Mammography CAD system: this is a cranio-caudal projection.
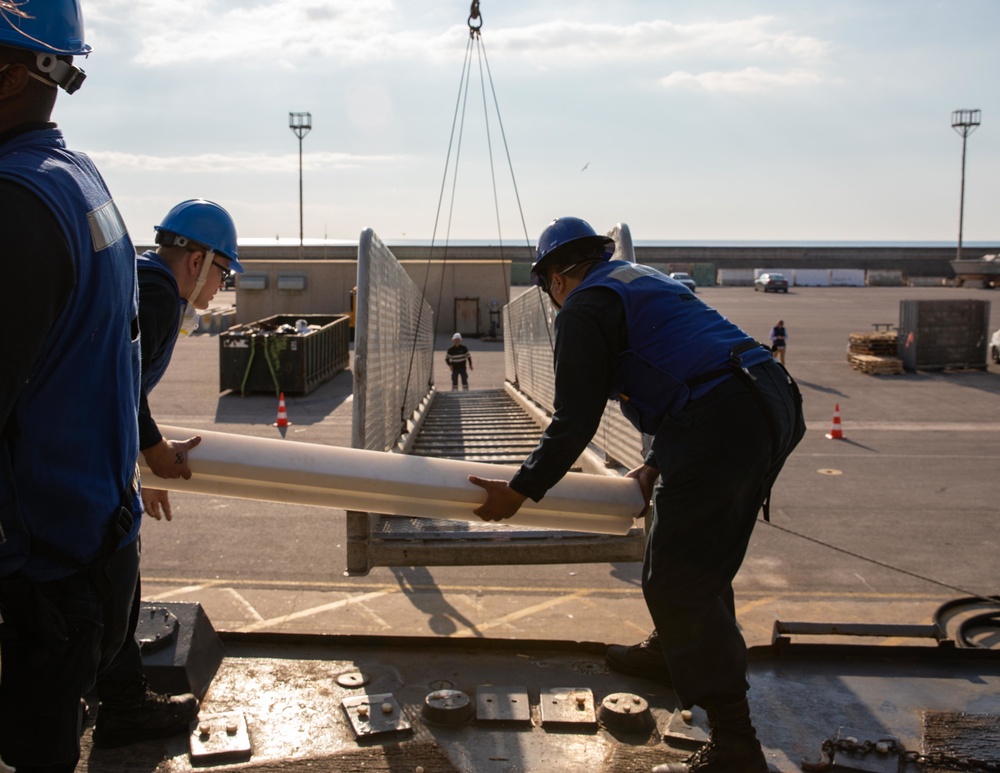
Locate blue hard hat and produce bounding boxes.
[154,199,244,273]
[0,0,91,55]
[530,217,614,286]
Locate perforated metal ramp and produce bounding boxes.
[409,389,542,465]
[348,389,644,573]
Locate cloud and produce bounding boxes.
[82,4,830,71]
[86,0,457,66]
[87,149,401,173]
[660,67,827,94]
[492,16,830,65]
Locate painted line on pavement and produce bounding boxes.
[449,590,592,638]
[238,589,399,632]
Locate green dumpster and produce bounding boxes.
[220,314,350,396]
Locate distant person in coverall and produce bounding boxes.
[92,200,244,748]
[0,1,142,768]
[446,332,473,390]
[468,217,805,773]
[769,319,787,365]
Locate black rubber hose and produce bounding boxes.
[933,596,1000,648]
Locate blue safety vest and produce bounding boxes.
[0,128,141,581]
[136,251,184,393]
[567,261,770,433]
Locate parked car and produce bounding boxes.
[754,272,789,293]
[668,272,697,292]
[991,328,1000,364]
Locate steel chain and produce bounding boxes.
[803,736,1000,772]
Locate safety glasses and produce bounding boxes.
[530,262,582,293]
[212,260,232,282]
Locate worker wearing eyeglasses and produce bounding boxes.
[88,200,245,750]
[135,199,244,518]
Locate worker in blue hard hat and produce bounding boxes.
[137,199,243,515]
[90,200,244,750]
[0,1,151,769]
[469,216,805,773]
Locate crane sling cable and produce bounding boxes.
[399,0,536,431]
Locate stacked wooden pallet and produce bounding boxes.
[847,332,904,375]
[848,332,899,355]
[849,354,905,375]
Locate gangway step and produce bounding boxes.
[409,389,543,463]
[357,388,643,570]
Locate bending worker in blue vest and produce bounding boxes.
[91,200,245,749]
[469,217,805,773]
[0,2,142,769]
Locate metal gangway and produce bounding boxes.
[347,226,648,575]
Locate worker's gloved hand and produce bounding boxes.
[468,476,526,522]
[141,435,202,480]
[141,486,173,521]
[625,464,660,519]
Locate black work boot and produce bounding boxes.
[653,696,768,773]
[605,629,672,685]
[92,685,200,749]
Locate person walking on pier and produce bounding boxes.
[769,319,788,365]
[468,216,804,773]
[446,332,473,390]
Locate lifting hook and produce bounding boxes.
[468,0,482,37]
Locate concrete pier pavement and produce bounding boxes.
[139,285,1000,650]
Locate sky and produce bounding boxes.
[40,0,1000,245]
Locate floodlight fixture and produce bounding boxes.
[951,109,981,262]
[289,112,313,252]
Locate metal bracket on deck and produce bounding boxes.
[189,712,252,765]
[341,693,412,738]
[772,620,951,647]
[539,687,597,728]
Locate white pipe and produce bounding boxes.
[141,426,644,536]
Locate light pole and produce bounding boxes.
[288,112,312,256]
[951,109,980,262]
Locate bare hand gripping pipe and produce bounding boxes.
[140,426,645,536]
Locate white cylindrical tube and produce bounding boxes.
[140,426,644,536]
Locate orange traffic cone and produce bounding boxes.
[273,392,291,428]
[825,403,844,440]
